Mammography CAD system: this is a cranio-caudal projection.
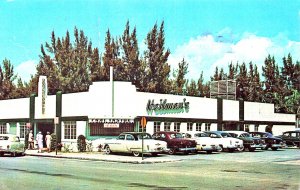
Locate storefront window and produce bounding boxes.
[196,123,202,131]
[19,123,26,138]
[174,122,180,132]
[0,123,7,134]
[64,121,76,139]
[205,123,211,131]
[154,122,161,133]
[187,123,193,131]
[164,122,171,131]
[255,125,259,132]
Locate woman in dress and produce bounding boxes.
[36,131,43,153]
[45,131,52,153]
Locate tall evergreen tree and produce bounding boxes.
[120,21,143,89]
[186,79,198,96]
[172,58,188,95]
[262,55,279,103]
[144,22,171,93]
[0,59,17,99]
[33,28,98,94]
[236,62,249,100]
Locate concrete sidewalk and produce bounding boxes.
[25,149,182,164]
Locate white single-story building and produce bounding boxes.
[0,73,296,147]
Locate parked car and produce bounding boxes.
[102,132,167,157]
[191,132,221,153]
[152,131,197,155]
[226,131,265,152]
[248,132,285,150]
[204,131,243,152]
[0,134,25,157]
[277,131,300,147]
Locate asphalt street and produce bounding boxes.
[0,148,299,190]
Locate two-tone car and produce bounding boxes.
[0,134,25,157]
[249,132,285,151]
[204,131,243,152]
[102,132,167,157]
[226,131,265,152]
[190,132,221,153]
[152,131,197,155]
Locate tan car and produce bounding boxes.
[103,132,167,157]
[0,134,25,157]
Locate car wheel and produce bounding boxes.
[262,146,269,150]
[237,146,244,152]
[249,148,256,152]
[206,150,213,154]
[168,148,176,155]
[271,147,278,151]
[104,145,112,155]
[218,145,223,152]
[132,151,140,157]
[0,152,4,157]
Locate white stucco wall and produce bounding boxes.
[223,99,239,121]
[0,98,29,119]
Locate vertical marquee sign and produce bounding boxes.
[38,76,48,116]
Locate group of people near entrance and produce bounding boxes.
[28,130,52,153]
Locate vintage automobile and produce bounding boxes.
[204,131,243,152]
[0,134,25,157]
[248,132,285,151]
[191,132,221,153]
[277,130,300,148]
[152,131,197,155]
[226,131,265,151]
[102,132,167,157]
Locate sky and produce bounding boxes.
[0,0,299,82]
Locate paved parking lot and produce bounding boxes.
[25,147,300,165]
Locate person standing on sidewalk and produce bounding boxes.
[28,130,34,150]
[45,132,52,153]
[36,131,43,153]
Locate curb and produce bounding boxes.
[25,153,182,164]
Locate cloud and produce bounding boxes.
[15,60,37,82]
[168,31,300,81]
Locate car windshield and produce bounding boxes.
[241,133,250,137]
[170,133,183,139]
[135,133,152,140]
[0,136,9,140]
[194,133,209,137]
[221,133,232,138]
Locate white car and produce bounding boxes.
[191,132,221,153]
[204,131,243,152]
[103,132,168,157]
[0,134,25,157]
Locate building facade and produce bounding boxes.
[0,76,296,146]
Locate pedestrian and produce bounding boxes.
[36,131,43,153]
[28,130,34,150]
[45,131,52,153]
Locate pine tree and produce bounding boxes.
[187,79,198,96]
[0,59,17,99]
[173,58,188,95]
[120,21,143,88]
[236,62,249,100]
[144,22,171,93]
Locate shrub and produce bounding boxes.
[50,133,57,151]
[77,135,86,152]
